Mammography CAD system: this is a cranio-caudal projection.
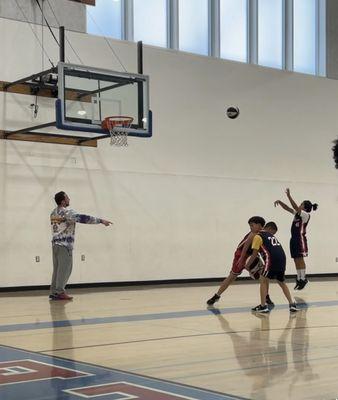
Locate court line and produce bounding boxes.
[40,325,310,353]
[41,327,338,388]
[0,299,337,333]
[40,325,338,385]
[169,352,338,381]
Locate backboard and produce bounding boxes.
[56,62,152,138]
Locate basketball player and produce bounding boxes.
[248,221,298,313]
[206,216,274,306]
[50,191,112,300]
[274,188,318,290]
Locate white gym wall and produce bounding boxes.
[1,16,337,288]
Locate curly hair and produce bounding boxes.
[54,191,66,205]
[248,216,265,226]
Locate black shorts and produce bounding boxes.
[261,264,285,282]
[290,237,308,258]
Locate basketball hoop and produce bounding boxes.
[102,116,133,147]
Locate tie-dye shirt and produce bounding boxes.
[51,207,102,249]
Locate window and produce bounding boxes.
[87,0,122,40]
[86,0,325,77]
[134,0,167,47]
[258,0,283,68]
[220,0,247,62]
[179,0,209,55]
[293,0,317,74]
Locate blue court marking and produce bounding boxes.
[0,345,248,400]
[0,299,336,333]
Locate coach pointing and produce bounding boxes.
[50,191,112,300]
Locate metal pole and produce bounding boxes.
[247,0,258,64]
[283,0,293,71]
[137,41,144,128]
[137,41,143,74]
[59,26,65,63]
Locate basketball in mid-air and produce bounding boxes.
[226,106,240,119]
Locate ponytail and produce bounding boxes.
[303,200,318,213]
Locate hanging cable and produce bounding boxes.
[42,0,127,71]
[13,0,55,68]
[86,9,128,72]
[35,0,60,48]
[41,0,44,71]
[46,0,84,65]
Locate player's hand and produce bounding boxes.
[285,188,290,196]
[274,200,281,207]
[101,219,113,226]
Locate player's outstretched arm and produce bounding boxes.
[246,234,262,269]
[245,249,259,270]
[65,209,112,225]
[274,199,294,214]
[285,188,300,212]
[237,233,254,269]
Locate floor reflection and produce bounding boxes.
[49,301,74,354]
[287,297,319,397]
[48,301,75,395]
[208,301,314,400]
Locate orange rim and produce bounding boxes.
[102,116,133,131]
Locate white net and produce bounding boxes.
[105,116,133,147]
[109,127,129,147]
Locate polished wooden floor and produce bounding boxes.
[1,279,338,400]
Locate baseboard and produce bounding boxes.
[0,273,337,293]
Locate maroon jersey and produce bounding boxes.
[236,232,252,255]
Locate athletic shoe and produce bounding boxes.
[49,294,57,300]
[251,304,270,313]
[289,302,298,313]
[266,294,274,306]
[294,279,301,290]
[53,292,73,301]
[207,294,220,306]
[297,279,308,290]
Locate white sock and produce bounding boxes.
[297,270,302,279]
[300,269,306,280]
